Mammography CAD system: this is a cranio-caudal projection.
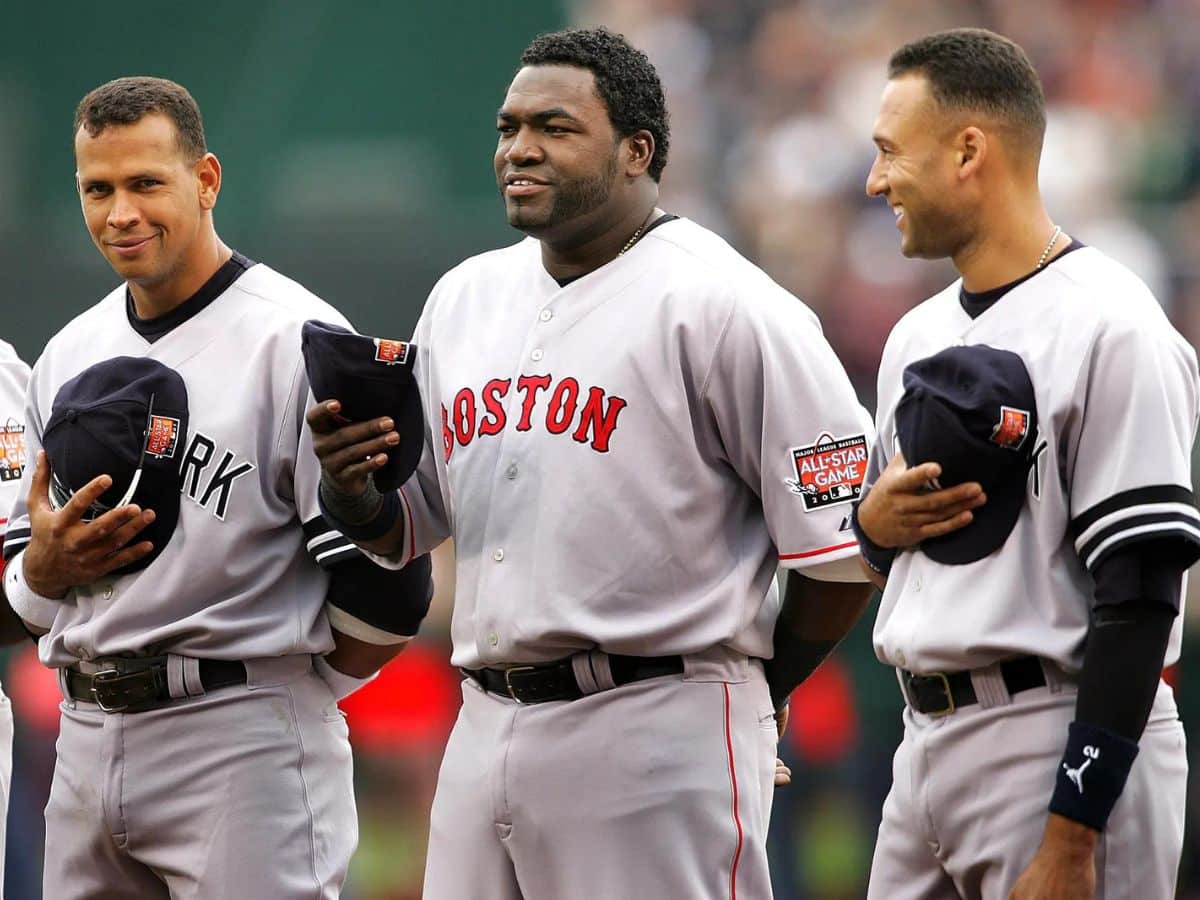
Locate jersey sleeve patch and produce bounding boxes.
[1072,485,1200,572]
[302,515,362,570]
[784,433,868,512]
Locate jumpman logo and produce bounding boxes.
[1063,745,1100,793]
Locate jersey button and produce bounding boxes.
[505,463,518,480]
[488,631,500,647]
[493,548,505,562]
[101,584,113,600]
[530,348,544,362]
[914,576,923,592]
[538,309,553,322]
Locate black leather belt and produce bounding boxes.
[900,656,1046,717]
[65,657,247,713]
[465,654,684,704]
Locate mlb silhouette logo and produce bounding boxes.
[990,406,1030,450]
[374,339,410,366]
[147,415,181,459]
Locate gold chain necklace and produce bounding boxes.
[618,210,658,257]
[1036,225,1063,270]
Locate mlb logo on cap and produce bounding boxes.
[895,344,1040,565]
[42,356,189,575]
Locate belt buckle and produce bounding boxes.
[922,672,955,718]
[90,668,131,713]
[503,666,538,703]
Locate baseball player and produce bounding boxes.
[2,77,432,899]
[310,27,873,900]
[0,340,32,898]
[855,29,1198,900]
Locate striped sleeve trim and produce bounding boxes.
[779,540,859,562]
[3,526,31,562]
[302,516,360,570]
[1072,486,1200,571]
[326,604,416,646]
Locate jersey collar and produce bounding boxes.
[959,239,1085,320]
[126,251,256,343]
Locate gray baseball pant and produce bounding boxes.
[44,654,357,900]
[867,668,1186,900]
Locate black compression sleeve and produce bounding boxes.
[1075,544,1181,741]
[326,553,433,640]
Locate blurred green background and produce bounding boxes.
[3,1,1200,898]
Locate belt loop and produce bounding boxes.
[57,668,77,710]
[182,656,205,697]
[571,653,600,695]
[1041,659,1069,695]
[167,655,188,700]
[970,663,1010,709]
[587,651,617,692]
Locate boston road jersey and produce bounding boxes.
[370,217,874,669]
[869,245,1200,674]
[5,259,366,668]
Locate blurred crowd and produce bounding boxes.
[6,1,1200,898]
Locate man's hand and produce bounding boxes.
[306,400,398,498]
[22,451,155,599]
[857,453,986,550]
[773,703,791,787]
[1008,814,1098,899]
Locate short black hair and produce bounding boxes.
[520,27,670,182]
[75,76,207,160]
[889,29,1046,140]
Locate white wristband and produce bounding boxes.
[313,654,378,701]
[5,550,63,631]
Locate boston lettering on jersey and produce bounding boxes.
[179,430,256,520]
[442,373,627,460]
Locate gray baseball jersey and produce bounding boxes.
[869,245,1198,674]
[7,255,366,898]
[370,216,872,897]
[0,338,30,900]
[5,257,384,665]
[866,245,1195,899]
[373,218,873,668]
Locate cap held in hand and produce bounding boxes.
[301,320,424,491]
[896,344,1039,565]
[42,356,190,575]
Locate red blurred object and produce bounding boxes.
[784,655,858,765]
[7,645,63,736]
[340,642,461,753]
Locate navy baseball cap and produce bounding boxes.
[895,345,1039,565]
[42,357,189,575]
[301,320,424,491]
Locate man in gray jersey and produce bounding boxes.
[309,26,873,900]
[3,77,433,898]
[854,29,1198,900]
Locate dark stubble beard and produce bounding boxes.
[509,151,619,232]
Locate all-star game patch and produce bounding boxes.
[990,405,1031,450]
[374,338,410,366]
[786,433,868,512]
[146,415,181,459]
[0,418,24,483]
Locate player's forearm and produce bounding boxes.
[1048,545,1179,834]
[763,572,872,709]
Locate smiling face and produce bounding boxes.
[866,74,974,260]
[75,112,219,295]
[494,64,627,240]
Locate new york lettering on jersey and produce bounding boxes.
[4,261,368,667]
